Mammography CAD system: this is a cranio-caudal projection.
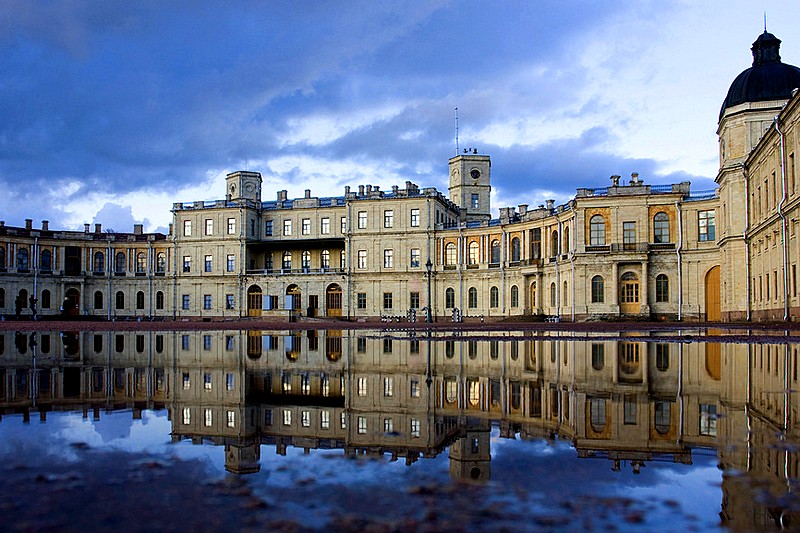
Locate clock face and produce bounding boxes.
[470,168,481,180]
[244,182,255,193]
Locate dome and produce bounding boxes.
[720,31,800,118]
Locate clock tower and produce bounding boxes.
[226,170,263,202]
[449,153,491,222]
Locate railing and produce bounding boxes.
[585,245,611,252]
[245,267,345,275]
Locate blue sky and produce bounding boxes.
[1,1,798,233]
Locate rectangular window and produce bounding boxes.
[202,334,212,350]
[471,194,479,209]
[183,220,192,236]
[410,419,420,437]
[226,254,235,272]
[383,292,393,310]
[410,378,420,398]
[203,295,212,310]
[624,395,637,424]
[384,210,394,228]
[699,210,716,241]
[341,412,347,429]
[410,248,420,268]
[357,337,367,353]
[182,295,190,310]
[283,219,292,236]
[357,377,367,397]
[383,249,393,268]
[321,218,330,234]
[182,372,191,390]
[383,377,393,397]
[341,216,347,234]
[227,218,236,234]
[181,335,190,350]
[321,410,330,429]
[250,219,255,236]
[301,410,311,427]
[265,220,273,236]
[623,221,636,249]
[183,256,191,272]
[283,410,292,426]
[357,292,367,309]
[357,250,367,269]
[302,218,311,235]
[384,418,393,433]
[225,335,234,351]
[182,407,191,425]
[205,219,213,236]
[358,211,367,229]
[699,403,717,436]
[383,338,393,353]
[357,416,367,434]
[204,373,212,390]
[226,294,235,310]
[204,255,212,272]
[226,411,235,428]
[410,208,420,227]
[410,292,420,309]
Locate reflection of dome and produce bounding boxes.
[720,31,800,118]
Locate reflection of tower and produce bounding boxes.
[225,442,261,474]
[449,418,491,482]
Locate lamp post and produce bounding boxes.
[425,259,433,323]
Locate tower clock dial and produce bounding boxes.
[470,168,481,180]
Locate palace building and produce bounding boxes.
[2,31,800,323]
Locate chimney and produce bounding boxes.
[0,221,4,227]
[133,224,143,235]
[630,172,641,185]
[278,190,287,202]
[545,199,555,212]
[41,220,49,231]
[366,185,372,194]
[345,185,351,195]
[610,175,620,187]
[168,223,174,236]
[84,223,90,233]
[391,185,399,194]
[518,204,528,216]
[358,185,365,196]
[95,223,102,233]
[25,219,33,230]
[304,189,311,199]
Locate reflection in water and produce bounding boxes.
[0,329,798,528]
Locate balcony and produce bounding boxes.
[245,267,345,276]
[611,242,649,253]
[585,245,610,252]
[649,242,676,251]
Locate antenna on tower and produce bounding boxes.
[764,12,767,31]
[454,107,459,155]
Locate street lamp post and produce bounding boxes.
[425,259,433,323]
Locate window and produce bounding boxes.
[321,411,330,429]
[591,275,604,303]
[265,220,273,236]
[183,220,192,236]
[357,377,367,396]
[383,249,393,268]
[654,212,669,243]
[115,252,126,273]
[182,256,191,273]
[358,211,367,229]
[321,249,330,269]
[301,250,311,269]
[357,416,367,434]
[227,218,236,234]
[15,248,28,270]
[444,287,455,309]
[589,215,605,245]
[490,286,499,308]
[357,292,367,309]
[410,419,420,437]
[468,287,478,308]
[468,241,479,265]
[624,395,637,424]
[623,221,636,249]
[656,343,669,371]
[471,193,479,209]
[225,336,234,351]
[93,251,105,273]
[591,343,604,370]
[699,404,717,436]
[282,251,292,270]
[204,255,212,272]
[203,335,212,350]
[115,291,125,310]
[321,218,330,234]
[39,249,52,271]
[410,248,420,268]
[301,411,311,427]
[511,285,519,307]
[283,219,292,236]
[226,254,235,272]
[227,411,235,428]
[491,240,500,263]
[182,408,191,425]
[410,292,420,309]
[357,250,367,269]
[283,410,292,426]
[94,291,104,310]
[383,378,393,397]
[384,210,394,228]
[699,210,715,241]
[301,218,311,235]
[226,294,235,309]
[182,295,190,310]
[156,291,164,310]
[550,231,559,258]
[410,208,420,227]
[136,291,145,310]
[410,378,420,398]
[341,216,347,234]
[532,228,542,259]
[205,219,213,235]
[0,247,4,270]
[656,274,669,302]
[511,237,520,262]
[654,401,671,434]
[203,295,212,310]
[383,292,393,310]
[550,282,556,306]
[156,252,166,273]
[445,243,457,266]
[589,398,606,432]
[181,335,190,350]
[384,418,394,433]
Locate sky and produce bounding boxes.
[1,1,798,234]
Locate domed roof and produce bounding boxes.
[720,31,800,118]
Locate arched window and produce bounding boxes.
[0,287,4,308]
[510,285,519,307]
[321,249,330,269]
[654,212,670,243]
[115,252,126,273]
[490,286,499,308]
[136,291,145,310]
[40,249,52,271]
[591,275,604,303]
[550,282,556,307]
[491,240,501,264]
[589,398,606,433]
[445,242,457,266]
[445,287,455,308]
[136,252,147,273]
[282,251,292,270]
[656,274,669,302]
[41,290,51,309]
[563,227,570,253]
[301,250,311,269]
[156,291,164,310]
[589,215,605,245]
[115,291,125,310]
[468,241,479,265]
[531,282,536,307]
[591,344,604,370]
[16,248,29,270]
[94,251,105,273]
[550,230,559,258]
[563,281,568,306]
[94,291,104,310]
[468,287,478,309]
[156,252,166,273]
[0,246,5,269]
[511,237,520,262]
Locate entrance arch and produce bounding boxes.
[286,284,302,311]
[704,266,720,321]
[65,288,80,316]
[247,285,262,317]
[619,272,640,315]
[326,284,342,317]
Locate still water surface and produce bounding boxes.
[0,329,796,530]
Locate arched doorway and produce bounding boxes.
[705,266,720,321]
[65,288,80,316]
[247,285,262,317]
[619,272,640,315]
[286,284,301,311]
[529,281,537,311]
[326,284,342,317]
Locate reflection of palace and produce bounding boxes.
[3,33,800,322]
[0,329,797,527]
